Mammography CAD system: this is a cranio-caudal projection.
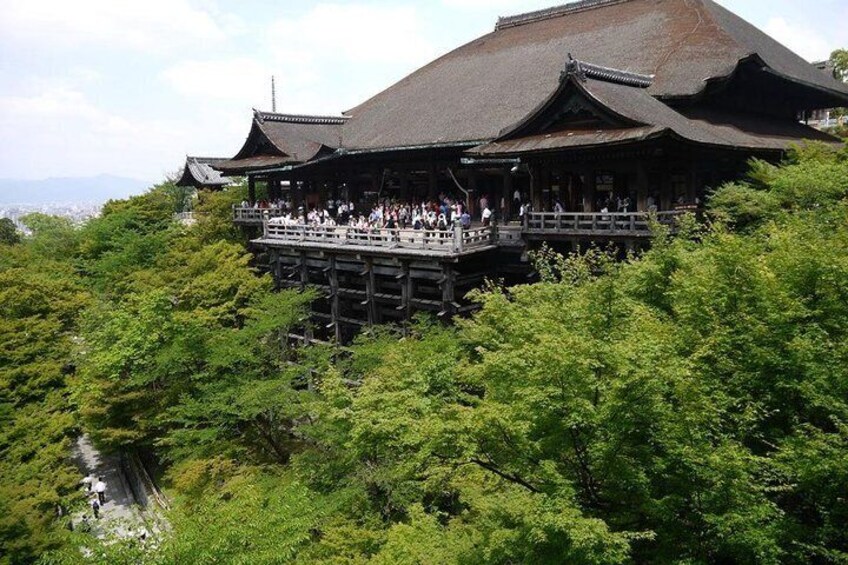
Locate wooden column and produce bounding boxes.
[299,252,309,291]
[584,168,596,212]
[636,162,649,212]
[269,179,281,201]
[327,256,341,343]
[530,164,541,211]
[248,176,257,204]
[399,168,410,202]
[439,264,455,317]
[503,170,514,221]
[362,260,377,326]
[272,250,282,291]
[428,165,438,199]
[468,171,479,216]
[290,178,299,209]
[372,168,382,200]
[398,262,413,321]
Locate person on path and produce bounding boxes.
[94,478,106,504]
[90,498,100,520]
[82,474,94,491]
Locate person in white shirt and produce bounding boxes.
[94,478,106,504]
[482,206,493,226]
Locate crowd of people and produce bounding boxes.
[265,193,511,231]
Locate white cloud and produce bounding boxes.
[267,4,436,66]
[242,3,441,114]
[763,17,836,62]
[0,87,187,180]
[0,0,239,54]
[161,58,273,101]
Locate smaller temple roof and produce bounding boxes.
[176,156,233,188]
[215,110,346,174]
[470,60,839,157]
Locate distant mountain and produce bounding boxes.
[0,174,153,205]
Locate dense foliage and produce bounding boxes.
[3,144,848,564]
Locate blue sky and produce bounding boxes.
[0,0,845,183]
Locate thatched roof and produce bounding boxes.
[337,0,848,153]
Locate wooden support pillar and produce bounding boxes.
[399,168,410,201]
[584,168,596,212]
[428,165,438,199]
[503,170,514,222]
[362,259,377,326]
[327,256,341,343]
[439,263,455,317]
[372,168,382,200]
[290,178,299,209]
[530,164,541,211]
[468,171,479,217]
[636,162,649,212]
[398,261,413,321]
[299,252,309,291]
[248,176,257,204]
[272,250,282,291]
[268,179,281,201]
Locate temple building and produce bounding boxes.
[175,156,234,190]
[205,0,848,342]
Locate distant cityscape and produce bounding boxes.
[0,174,153,233]
[1,202,104,234]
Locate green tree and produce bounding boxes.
[0,218,21,245]
[831,48,848,82]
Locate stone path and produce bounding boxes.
[71,435,153,540]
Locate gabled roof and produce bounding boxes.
[470,66,838,157]
[338,0,848,153]
[216,111,346,173]
[176,156,233,188]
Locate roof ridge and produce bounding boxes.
[496,0,634,30]
[255,110,349,125]
[187,156,228,162]
[563,55,654,87]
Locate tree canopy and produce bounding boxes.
[4,143,848,564]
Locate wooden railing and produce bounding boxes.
[525,211,689,236]
[233,206,288,223]
[261,223,495,254]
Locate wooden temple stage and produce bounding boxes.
[237,210,688,343]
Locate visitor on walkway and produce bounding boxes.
[82,474,94,491]
[94,478,106,504]
[90,498,100,520]
[460,210,471,229]
[482,206,492,227]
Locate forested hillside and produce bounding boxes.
[2,143,848,564]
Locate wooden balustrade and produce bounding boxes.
[261,222,495,255]
[247,209,695,254]
[233,206,288,224]
[524,210,690,236]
